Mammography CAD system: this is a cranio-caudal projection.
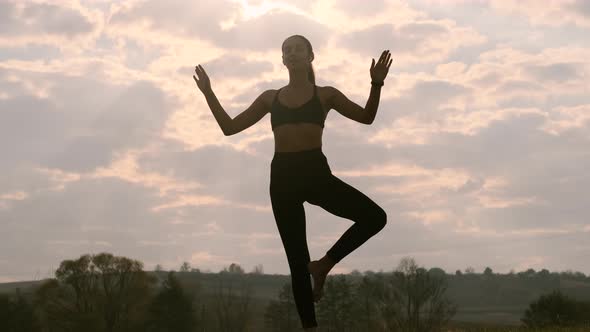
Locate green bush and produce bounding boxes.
[521,290,590,328]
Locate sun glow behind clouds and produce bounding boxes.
[219,0,313,30]
[239,0,308,19]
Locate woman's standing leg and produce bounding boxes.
[270,179,318,329]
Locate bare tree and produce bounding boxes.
[180,262,191,272]
[220,263,244,274]
[34,253,156,332]
[144,271,198,332]
[355,273,389,332]
[380,257,456,332]
[264,282,298,331]
[213,278,253,331]
[1,289,42,332]
[92,252,156,332]
[316,275,357,331]
[250,264,264,275]
[228,263,244,274]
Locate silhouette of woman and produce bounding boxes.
[194,34,392,331]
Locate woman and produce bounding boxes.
[194,34,392,331]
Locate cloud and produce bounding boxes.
[0,94,69,167]
[0,44,62,62]
[524,62,585,82]
[0,175,169,280]
[179,55,273,80]
[541,105,590,135]
[108,0,238,36]
[0,66,177,173]
[215,9,332,51]
[108,0,333,52]
[137,141,272,207]
[411,79,469,103]
[334,0,387,16]
[0,1,100,49]
[0,2,93,37]
[488,0,590,27]
[567,0,590,17]
[337,20,486,63]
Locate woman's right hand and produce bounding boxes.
[193,64,212,95]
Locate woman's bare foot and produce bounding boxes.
[307,255,336,302]
[307,260,326,302]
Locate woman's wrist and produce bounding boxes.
[371,80,384,87]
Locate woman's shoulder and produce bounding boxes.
[318,85,336,102]
[262,88,280,106]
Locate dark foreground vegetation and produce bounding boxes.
[1,252,589,331]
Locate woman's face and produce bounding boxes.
[282,37,309,67]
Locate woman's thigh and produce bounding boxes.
[305,173,384,222]
[270,180,311,265]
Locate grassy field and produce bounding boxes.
[445,324,590,332]
[446,329,590,332]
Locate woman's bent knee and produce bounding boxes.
[374,207,387,230]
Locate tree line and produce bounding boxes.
[1,252,589,331]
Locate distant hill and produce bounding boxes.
[0,280,49,294]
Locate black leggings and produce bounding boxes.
[269,147,387,329]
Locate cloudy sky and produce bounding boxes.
[1,0,589,283]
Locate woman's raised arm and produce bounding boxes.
[194,64,233,136]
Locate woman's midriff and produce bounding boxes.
[273,124,323,152]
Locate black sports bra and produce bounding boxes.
[271,85,326,131]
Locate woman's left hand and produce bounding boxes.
[370,50,393,83]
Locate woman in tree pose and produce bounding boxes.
[194,34,392,331]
